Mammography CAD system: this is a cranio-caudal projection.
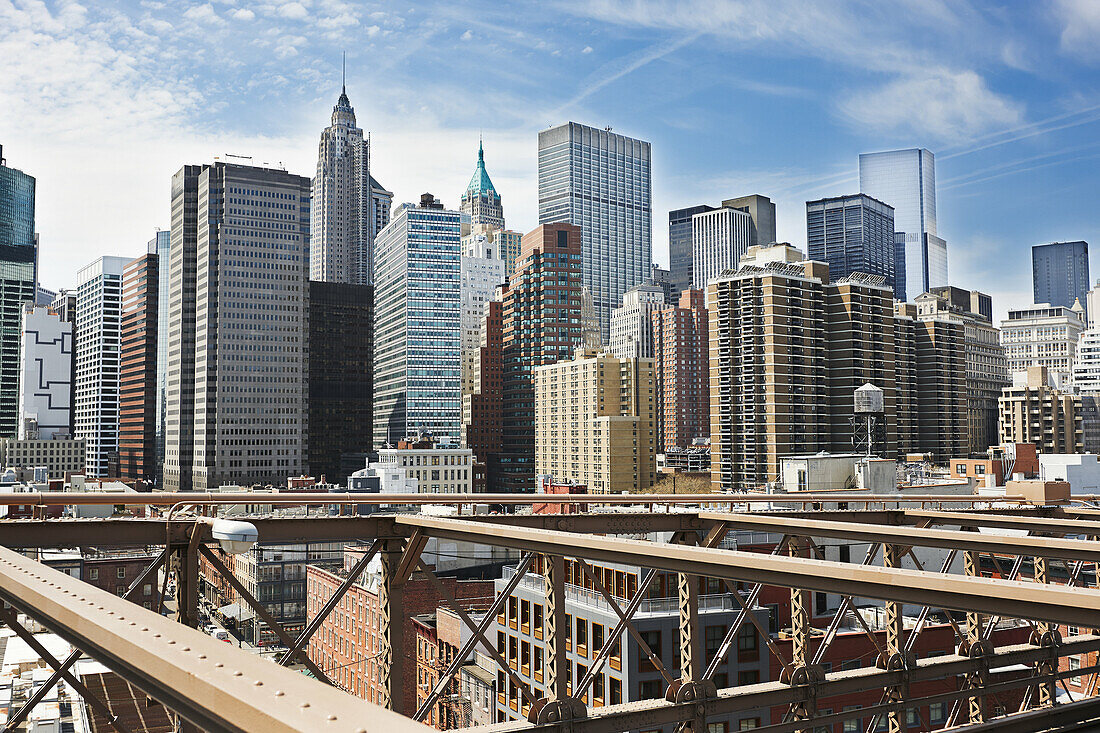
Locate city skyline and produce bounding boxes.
[2,1,1098,321]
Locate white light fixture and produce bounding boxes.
[210,519,258,555]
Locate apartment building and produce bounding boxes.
[651,289,709,453]
[1000,303,1085,386]
[118,248,160,484]
[609,283,666,360]
[999,365,1084,454]
[534,349,656,494]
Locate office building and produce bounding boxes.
[806,194,896,296]
[1000,304,1086,386]
[538,122,651,340]
[1074,328,1100,393]
[374,194,462,446]
[34,284,54,306]
[490,558,765,727]
[17,303,71,440]
[150,230,171,484]
[73,256,128,477]
[308,281,373,484]
[310,86,393,284]
[163,166,201,491]
[498,223,587,492]
[916,287,1008,454]
[858,148,942,300]
[1000,366,1084,454]
[535,348,656,494]
[668,204,715,295]
[460,140,504,230]
[0,145,37,438]
[609,283,666,360]
[691,205,753,289]
[652,289,708,453]
[118,248,159,484]
[461,233,505,397]
[1033,241,1090,314]
[164,162,311,491]
[721,194,776,248]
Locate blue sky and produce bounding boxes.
[2,0,1098,319]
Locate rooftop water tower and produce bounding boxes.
[853,383,884,457]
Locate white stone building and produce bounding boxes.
[1000,303,1086,387]
[691,206,753,289]
[460,233,505,397]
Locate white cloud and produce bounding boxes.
[837,68,1023,141]
[581,45,593,54]
[365,24,380,36]
[278,2,309,20]
[231,8,256,20]
[1055,0,1100,63]
[182,3,223,24]
[460,29,473,41]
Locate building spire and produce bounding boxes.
[341,51,346,94]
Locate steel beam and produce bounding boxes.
[378,537,408,713]
[697,511,1100,562]
[465,637,1100,733]
[0,545,432,733]
[907,509,1100,536]
[395,515,1100,628]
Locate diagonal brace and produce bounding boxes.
[197,544,331,684]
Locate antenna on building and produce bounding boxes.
[342,51,346,93]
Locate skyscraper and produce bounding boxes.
[164,162,311,491]
[459,140,504,230]
[499,223,587,492]
[460,232,505,397]
[118,247,159,484]
[0,145,37,438]
[721,194,776,248]
[308,281,373,483]
[1033,241,1090,314]
[858,148,942,300]
[17,303,72,440]
[538,122,652,340]
[73,255,129,477]
[310,86,393,284]
[668,204,715,294]
[806,194,896,296]
[691,206,753,289]
[49,289,77,437]
[373,194,462,446]
[150,229,171,484]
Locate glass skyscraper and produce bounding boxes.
[668,204,714,295]
[1033,241,1090,314]
[151,229,171,484]
[0,146,37,437]
[373,195,462,447]
[806,194,896,294]
[858,148,942,300]
[537,122,652,341]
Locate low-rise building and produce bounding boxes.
[0,436,85,479]
[376,435,473,494]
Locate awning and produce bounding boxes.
[218,602,256,622]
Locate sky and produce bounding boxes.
[2,0,1099,321]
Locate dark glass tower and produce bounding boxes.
[1033,241,1090,315]
[0,146,37,437]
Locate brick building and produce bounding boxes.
[305,547,494,715]
[652,288,709,453]
[82,549,162,610]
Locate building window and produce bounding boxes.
[956,464,967,474]
[1070,655,1082,686]
[705,625,727,666]
[117,567,126,579]
[89,569,99,580]
[609,676,622,705]
[737,670,760,686]
[638,679,662,699]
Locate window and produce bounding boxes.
[705,625,727,666]
[738,720,760,731]
[117,567,126,579]
[1070,655,1082,686]
[143,584,152,596]
[638,679,662,700]
[707,723,729,733]
[639,630,662,671]
[609,676,622,705]
[737,626,758,663]
[929,703,947,724]
[576,617,588,655]
[956,463,967,474]
[89,568,99,580]
[737,670,760,686]
[592,623,604,653]
[843,705,862,733]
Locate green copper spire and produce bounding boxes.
[465,137,497,197]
